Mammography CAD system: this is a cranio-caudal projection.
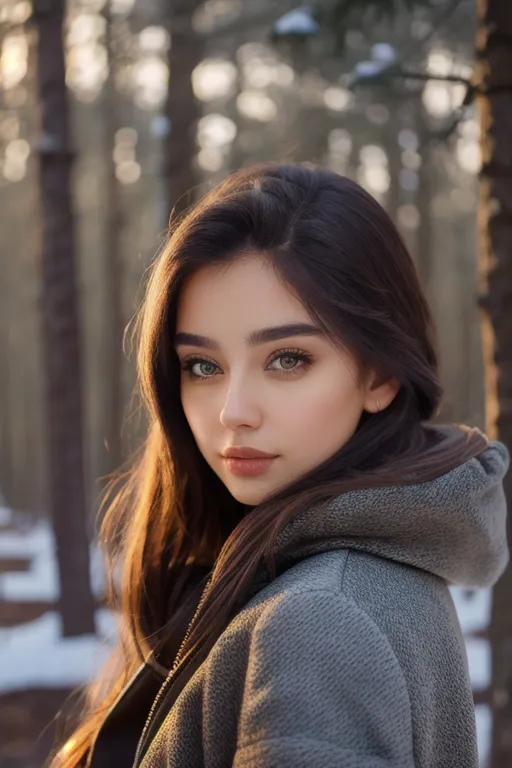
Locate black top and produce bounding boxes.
[87,564,211,767]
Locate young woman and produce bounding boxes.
[52,162,509,768]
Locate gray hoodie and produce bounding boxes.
[127,441,509,768]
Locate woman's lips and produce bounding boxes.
[222,456,277,477]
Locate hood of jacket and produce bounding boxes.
[272,439,509,588]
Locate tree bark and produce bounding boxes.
[161,0,205,224]
[475,1,512,764]
[33,0,95,636]
[100,0,124,483]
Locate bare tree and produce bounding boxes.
[476,3,512,764]
[100,0,124,482]
[162,0,205,221]
[33,0,95,636]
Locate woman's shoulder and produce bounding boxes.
[194,550,468,768]
[245,546,451,613]
[231,547,461,671]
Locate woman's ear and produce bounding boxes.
[362,373,400,414]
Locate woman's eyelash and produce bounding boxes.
[181,356,220,379]
[267,348,313,373]
[180,348,314,380]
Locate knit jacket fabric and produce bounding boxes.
[92,440,510,768]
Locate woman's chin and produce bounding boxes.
[225,482,270,506]
[219,473,280,506]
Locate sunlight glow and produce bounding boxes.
[78,0,107,11]
[115,127,138,144]
[67,13,106,46]
[138,26,170,54]
[328,128,352,157]
[323,86,352,112]
[111,0,136,14]
[11,2,32,23]
[236,91,277,122]
[66,42,108,101]
[237,42,270,63]
[327,129,352,174]
[397,204,420,229]
[243,59,276,89]
[0,32,28,90]
[358,144,389,195]
[274,63,295,87]
[132,57,168,110]
[113,127,139,182]
[237,43,293,90]
[427,50,452,77]
[422,49,468,118]
[65,12,109,101]
[0,1,31,23]
[358,164,390,194]
[196,147,224,172]
[242,59,294,89]
[360,145,387,166]
[3,157,26,182]
[0,115,19,140]
[457,138,481,174]
[115,160,141,184]
[113,143,135,163]
[6,138,29,162]
[401,149,421,170]
[192,58,238,102]
[197,113,237,148]
[459,117,480,140]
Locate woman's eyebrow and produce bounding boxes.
[174,322,323,350]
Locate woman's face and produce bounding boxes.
[175,254,394,505]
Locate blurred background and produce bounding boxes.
[1,0,511,765]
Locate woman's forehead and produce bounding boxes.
[176,255,312,331]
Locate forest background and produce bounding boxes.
[1,0,511,766]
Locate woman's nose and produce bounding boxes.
[219,381,262,430]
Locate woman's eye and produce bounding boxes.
[181,358,220,379]
[268,351,313,374]
[181,350,313,380]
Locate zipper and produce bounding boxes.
[131,576,212,768]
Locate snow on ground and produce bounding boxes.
[0,609,117,693]
[0,515,116,693]
[0,511,496,764]
[0,518,106,601]
[450,586,493,767]
[450,585,492,634]
[0,506,13,526]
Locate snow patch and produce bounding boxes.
[0,609,117,693]
[273,6,319,37]
[450,586,492,634]
[0,506,13,526]
[475,705,492,768]
[0,519,106,601]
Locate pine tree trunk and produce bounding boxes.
[475,1,512,763]
[33,0,95,636]
[162,0,204,222]
[100,0,124,483]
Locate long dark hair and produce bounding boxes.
[52,162,487,765]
